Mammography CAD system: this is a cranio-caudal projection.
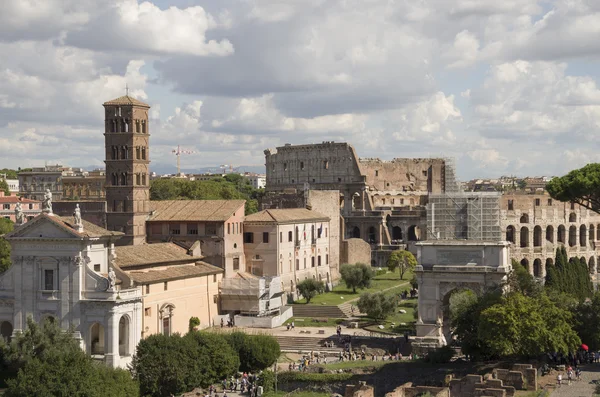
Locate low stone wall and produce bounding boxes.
[385,382,449,397]
[233,306,293,328]
[345,382,374,397]
[449,374,515,397]
[493,364,536,391]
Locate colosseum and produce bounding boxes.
[263,141,600,281]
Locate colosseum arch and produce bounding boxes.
[506,226,515,243]
[569,226,577,247]
[520,213,529,223]
[569,213,577,222]
[558,225,566,244]
[533,226,542,247]
[408,225,421,241]
[580,225,587,247]
[546,225,554,243]
[520,258,530,274]
[392,226,402,241]
[520,227,529,247]
[351,226,360,238]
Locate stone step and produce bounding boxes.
[274,335,342,353]
[292,304,347,318]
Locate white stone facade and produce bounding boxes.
[0,214,142,368]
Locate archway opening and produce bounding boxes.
[569,226,577,247]
[90,322,105,355]
[546,225,554,243]
[352,226,360,239]
[506,226,515,243]
[580,225,587,247]
[442,288,477,344]
[520,213,529,223]
[392,226,402,241]
[520,227,529,248]
[118,316,130,357]
[0,321,13,343]
[569,213,577,222]
[533,226,542,247]
[408,225,420,241]
[546,258,554,270]
[558,225,566,243]
[520,258,530,274]
[533,259,542,278]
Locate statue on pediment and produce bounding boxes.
[74,204,82,227]
[42,189,53,214]
[15,201,25,226]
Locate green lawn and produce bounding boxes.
[361,299,417,335]
[263,392,329,397]
[294,268,412,305]
[320,360,392,370]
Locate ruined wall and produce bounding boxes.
[385,382,449,397]
[264,142,365,192]
[307,190,341,280]
[341,238,372,265]
[358,158,445,193]
[345,383,374,397]
[448,374,515,397]
[501,192,600,279]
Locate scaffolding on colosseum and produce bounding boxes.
[427,193,502,241]
[443,157,461,194]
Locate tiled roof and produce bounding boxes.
[244,208,329,224]
[54,216,122,238]
[102,95,150,108]
[126,261,223,284]
[148,200,245,222]
[114,242,201,269]
[0,197,39,203]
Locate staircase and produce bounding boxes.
[338,302,364,317]
[292,304,347,318]
[274,335,342,353]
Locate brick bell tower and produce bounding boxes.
[103,94,151,246]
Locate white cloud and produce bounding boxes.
[445,30,480,68]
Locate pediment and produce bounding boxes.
[6,215,81,240]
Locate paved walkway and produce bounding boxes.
[549,365,600,397]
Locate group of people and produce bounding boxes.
[206,373,263,397]
[220,317,235,328]
[556,365,582,386]
[400,288,418,300]
[285,321,295,330]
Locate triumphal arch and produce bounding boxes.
[411,240,512,352]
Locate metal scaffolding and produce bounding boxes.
[427,192,502,241]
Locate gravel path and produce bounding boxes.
[550,364,600,397]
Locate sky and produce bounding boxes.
[1,0,600,179]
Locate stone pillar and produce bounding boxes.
[515,229,521,248]
[104,312,120,368]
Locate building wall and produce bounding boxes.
[0,198,41,222]
[145,210,245,277]
[140,271,222,336]
[244,220,333,290]
[63,172,106,200]
[500,193,600,278]
[307,190,341,280]
[18,168,64,201]
[341,238,372,265]
[358,158,445,193]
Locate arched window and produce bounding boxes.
[580,224,587,247]
[558,225,566,243]
[589,256,596,275]
[590,225,596,243]
[533,259,542,278]
[520,227,529,247]
[90,322,105,355]
[119,316,130,356]
[546,225,554,243]
[352,226,360,238]
[520,213,529,223]
[569,225,577,247]
[569,213,577,222]
[533,226,542,247]
[506,226,515,243]
[520,258,530,273]
[0,321,13,343]
[392,226,402,241]
[408,225,420,241]
[368,227,377,244]
[120,173,127,186]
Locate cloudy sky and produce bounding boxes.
[1,0,599,179]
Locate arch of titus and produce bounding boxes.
[412,240,511,352]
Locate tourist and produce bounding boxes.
[557,373,562,386]
[291,321,295,329]
[220,318,224,328]
[287,323,291,331]
[567,366,573,385]
[575,367,581,381]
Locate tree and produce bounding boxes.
[357,292,397,320]
[387,250,417,279]
[0,217,13,273]
[547,163,600,214]
[545,246,592,301]
[188,316,200,332]
[0,179,9,196]
[508,259,542,297]
[2,317,138,396]
[296,279,325,303]
[225,332,280,373]
[573,291,600,351]
[340,263,373,293]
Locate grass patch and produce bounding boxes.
[283,317,344,327]
[263,392,330,397]
[278,372,353,384]
[294,268,412,305]
[361,299,417,335]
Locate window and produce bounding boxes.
[324,160,329,169]
[535,198,540,206]
[141,147,146,160]
[311,257,315,267]
[145,285,150,294]
[187,224,198,235]
[145,308,151,316]
[213,274,217,283]
[142,173,147,185]
[304,258,307,269]
[136,174,141,185]
[548,199,552,206]
[233,257,240,270]
[318,227,322,238]
[244,232,254,243]
[280,232,282,243]
[227,223,231,234]
[43,269,54,291]
[263,232,269,243]
[508,200,514,211]
[2,204,9,210]
[170,226,180,235]
[571,202,575,210]
[392,199,395,205]
[326,254,329,265]
[284,163,288,171]
[206,223,217,235]
[288,231,293,242]
[325,228,328,237]
[300,161,304,170]
[422,170,428,177]
[318,256,322,266]
[164,282,168,291]
[94,264,100,272]
[296,259,299,270]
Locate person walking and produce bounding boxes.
[557,373,562,387]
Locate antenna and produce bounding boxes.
[171,145,195,175]
[125,83,129,96]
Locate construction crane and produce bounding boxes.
[172,145,195,176]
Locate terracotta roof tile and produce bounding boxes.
[244,208,329,224]
[0,197,39,203]
[127,261,223,284]
[148,200,245,222]
[54,216,122,238]
[102,95,150,108]
[114,242,201,269]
